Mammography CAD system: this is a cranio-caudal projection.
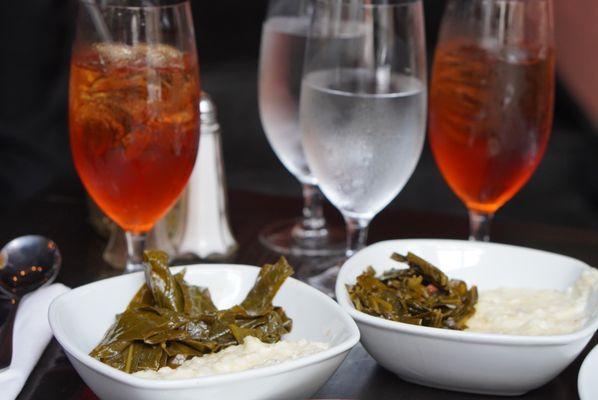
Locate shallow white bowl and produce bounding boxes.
[49,264,359,400]
[578,344,598,400]
[336,239,598,396]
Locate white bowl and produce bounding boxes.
[49,264,360,400]
[578,344,598,400]
[336,239,598,396]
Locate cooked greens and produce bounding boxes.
[347,252,478,330]
[90,251,294,373]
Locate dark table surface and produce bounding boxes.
[4,184,597,400]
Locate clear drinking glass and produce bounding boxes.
[70,0,200,272]
[258,0,344,256]
[300,0,427,292]
[429,0,555,241]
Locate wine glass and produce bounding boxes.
[258,0,345,256]
[429,0,555,241]
[70,0,200,272]
[300,0,427,292]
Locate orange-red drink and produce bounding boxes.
[429,40,554,213]
[70,44,200,233]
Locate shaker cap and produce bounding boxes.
[200,92,217,124]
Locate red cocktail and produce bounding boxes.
[70,45,200,233]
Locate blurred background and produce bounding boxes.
[1,0,597,229]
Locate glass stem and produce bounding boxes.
[293,183,327,240]
[125,231,148,273]
[344,216,370,257]
[468,210,494,242]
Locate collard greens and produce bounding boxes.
[90,251,294,373]
[347,252,478,330]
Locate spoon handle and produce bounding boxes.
[0,298,18,371]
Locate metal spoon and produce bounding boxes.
[0,235,61,371]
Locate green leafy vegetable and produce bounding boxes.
[175,273,217,315]
[90,252,294,373]
[144,251,184,312]
[347,252,478,330]
[241,257,293,316]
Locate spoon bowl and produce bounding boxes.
[0,235,61,297]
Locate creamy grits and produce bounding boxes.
[467,268,598,335]
[133,336,329,380]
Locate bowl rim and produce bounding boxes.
[336,238,598,346]
[49,263,360,389]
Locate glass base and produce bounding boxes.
[307,265,341,298]
[124,262,145,274]
[259,217,345,257]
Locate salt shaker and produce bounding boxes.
[176,92,237,259]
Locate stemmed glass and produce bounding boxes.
[429,0,555,241]
[300,0,427,292]
[70,0,200,272]
[258,0,344,256]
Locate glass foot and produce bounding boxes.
[259,217,345,257]
[307,265,341,298]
